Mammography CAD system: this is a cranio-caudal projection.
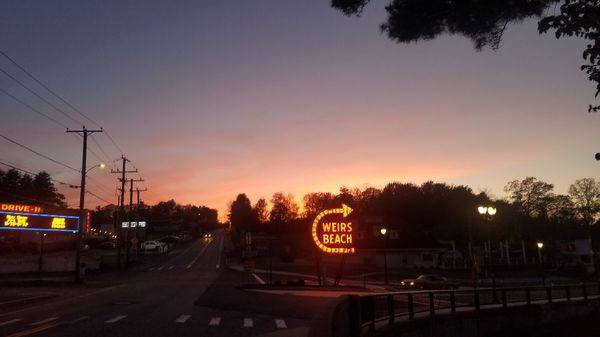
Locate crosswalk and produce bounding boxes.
[1,314,289,333]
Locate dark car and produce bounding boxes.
[400,274,458,290]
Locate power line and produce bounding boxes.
[0,87,68,128]
[90,134,113,163]
[0,49,125,155]
[0,132,80,172]
[0,65,83,126]
[86,190,112,205]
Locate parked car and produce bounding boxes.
[141,240,168,253]
[98,241,116,249]
[400,274,459,290]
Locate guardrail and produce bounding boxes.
[348,283,600,337]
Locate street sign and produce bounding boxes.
[242,250,258,258]
[311,204,355,254]
[243,258,255,272]
[0,203,79,233]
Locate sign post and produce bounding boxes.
[311,204,356,286]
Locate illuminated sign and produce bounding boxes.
[311,204,355,254]
[0,210,79,233]
[1,203,42,214]
[122,221,146,228]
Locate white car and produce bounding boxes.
[140,240,167,253]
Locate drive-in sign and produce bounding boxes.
[0,203,79,233]
[311,204,355,254]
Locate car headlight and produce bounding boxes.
[401,281,405,285]
[410,281,415,286]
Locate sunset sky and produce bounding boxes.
[1,0,599,219]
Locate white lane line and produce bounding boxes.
[243,318,254,328]
[168,265,175,270]
[29,317,58,326]
[0,318,22,327]
[208,317,221,326]
[157,266,164,271]
[105,315,127,323]
[175,314,190,323]
[216,232,225,268]
[252,273,266,285]
[186,239,212,269]
[275,319,287,329]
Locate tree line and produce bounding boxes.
[0,168,67,208]
[229,177,600,249]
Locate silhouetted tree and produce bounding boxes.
[0,169,66,207]
[229,193,257,233]
[331,0,599,110]
[569,178,600,227]
[303,192,336,218]
[539,1,600,112]
[504,177,554,218]
[253,198,269,224]
[269,192,299,230]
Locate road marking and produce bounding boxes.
[252,273,266,284]
[0,318,22,327]
[208,317,221,326]
[168,265,175,270]
[157,266,164,271]
[243,318,254,327]
[186,239,213,269]
[148,267,155,271]
[0,285,125,318]
[105,315,127,323]
[6,322,59,337]
[175,314,190,323]
[216,232,225,268]
[29,317,58,326]
[275,319,287,329]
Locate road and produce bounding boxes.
[0,230,331,337]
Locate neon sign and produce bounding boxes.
[0,210,79,233]
[1,203,42,213]
[311,204,355,254]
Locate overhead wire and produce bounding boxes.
[0,132,80,172]
[0,49,125,156]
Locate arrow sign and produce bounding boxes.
[311,204,356,254]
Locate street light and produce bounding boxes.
[380,227,388,285]
[477,205,498,298]
[86,163,106,175]
[536,241,545,285]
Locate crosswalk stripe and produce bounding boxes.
[148,267,155,271]
[157,266,164,271]
[208,317,221,326]
[30,317,58,326]
[105,315,127,323]
[168,266,175,270]
[0,318,22,327]
[243,318,253,328]
[175,314,190,323]
[275,319,287,329]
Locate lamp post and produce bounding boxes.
[537,241,545,285]
[478,205,497,300]
[380,227,388,285]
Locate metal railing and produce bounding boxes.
[348,283,600,336]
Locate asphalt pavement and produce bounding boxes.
[0,230,331,337]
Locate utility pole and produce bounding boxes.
[111,156,137,269]
[126,178,144,266]
[136,187,147,208]
[67,127,103,282]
